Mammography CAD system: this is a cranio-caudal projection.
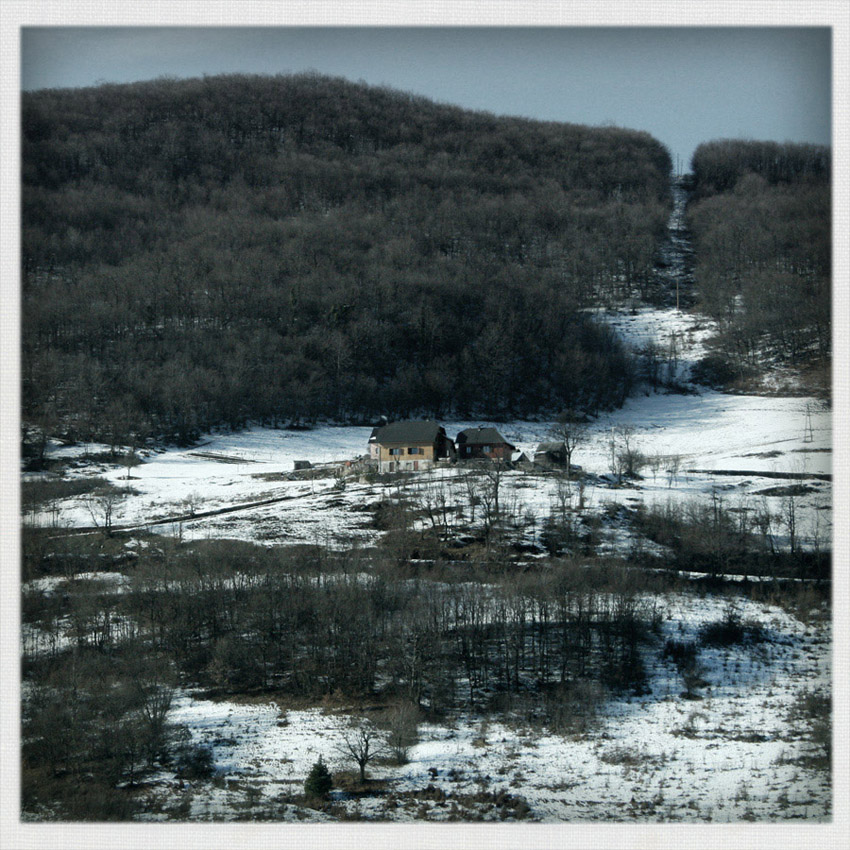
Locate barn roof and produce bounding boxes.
[535,441,566,454]
[374,420,444,444]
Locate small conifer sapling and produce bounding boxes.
[304,757,333,798]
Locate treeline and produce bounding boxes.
[632,495,830,581]
[23,539,653,709]
[686,140,830,393]
[22,73,672,444]
[689,139,830,198]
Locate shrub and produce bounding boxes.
[174,742,215,780]
[698,605,764,647]
[384,702,419,765]
[662,638,707,699]
[789,689,831,761]
[662,638,697,667]
[21,476,110,510]
[691,352,743,389]
[541,679,607,734]
[205,635,266,692]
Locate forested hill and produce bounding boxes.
[686,140,831,396]
[22,73,673,445]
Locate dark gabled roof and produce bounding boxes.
[369,417,389,440]
[456,427,513,447]
[374,420,443,444]
[535,441,566,454]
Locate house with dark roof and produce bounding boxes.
[367,416,389,462]
[371,420,456,472]
[456,427,516,462]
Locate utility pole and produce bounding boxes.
[803,404,814,443]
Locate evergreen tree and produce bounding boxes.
[304,756,333,798]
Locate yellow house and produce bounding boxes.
[371,420,456,472]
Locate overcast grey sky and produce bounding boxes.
[20,26,831,170]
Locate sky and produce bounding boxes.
[19,26,832,170]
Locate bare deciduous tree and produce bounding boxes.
[336,719,387,783]
[549,412,589,479]
[612,425,645,480]
[84,488,121,535]
[666,454,682,489]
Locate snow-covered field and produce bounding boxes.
[145,591,830,822]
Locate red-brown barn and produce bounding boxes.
[455,427,515,461]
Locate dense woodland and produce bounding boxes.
[22,73,673,445]
[686,140,831,393]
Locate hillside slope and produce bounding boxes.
[22,73,673,444]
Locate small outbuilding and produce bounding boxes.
[533,441,583,475]
[534,441,567,467]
